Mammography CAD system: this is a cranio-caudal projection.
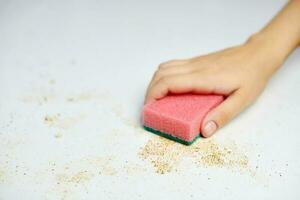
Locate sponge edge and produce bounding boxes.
[143,126,200,145]
[142,94,224,145]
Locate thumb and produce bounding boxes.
[201,90,248,137]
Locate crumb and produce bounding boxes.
[138,137,183,174]
[44,114,83,130]
[44,114,60,126]
[56,170,93,184]
[138,136,251,174]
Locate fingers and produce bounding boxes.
[145,59,192,100]
[145,73,218,103]
[148,65,194,89]
[201,90,249,137]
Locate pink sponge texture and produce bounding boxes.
[142,94,224,143]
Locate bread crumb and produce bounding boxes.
[56,170,93,184]
[44,114,60,126]
[138,137,184,174]
[44,114,84,129]
[139,136,250,174]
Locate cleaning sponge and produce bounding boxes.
[142,94,224,145]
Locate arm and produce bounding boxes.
[250,0,300,74]
[145,0,300,137]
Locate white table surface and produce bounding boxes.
[1,0,300,199]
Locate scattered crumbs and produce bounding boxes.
[92,157,118,176]
[54,156,117,186]
[0,161,30,183]
[56,170,94,185]
[196,140,249,169]
[138,136,252,175]
[50,156,118,197]
[44,114,84,129]
[44,114,60,126]
[138,137,184,174]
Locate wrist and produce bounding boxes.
[247,32,291,60]
[244,32,288,76]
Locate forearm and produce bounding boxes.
[248,0,300,73]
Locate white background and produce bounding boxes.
[1,0,300,199]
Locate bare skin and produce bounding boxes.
[145,0,300,137]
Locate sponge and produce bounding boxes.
[142,94,224,145]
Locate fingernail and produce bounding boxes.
[203,121,217,137]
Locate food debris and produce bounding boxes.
[138,137,184,174]
[195,140,248,168]
[44,114,84,129]
[44,114,60,126]
[139,136,250,174]
[56,170,94,185]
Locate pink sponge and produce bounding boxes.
[142,94,224,145]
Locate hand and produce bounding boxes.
[144,37,284,137]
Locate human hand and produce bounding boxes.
[145,37,285,137]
